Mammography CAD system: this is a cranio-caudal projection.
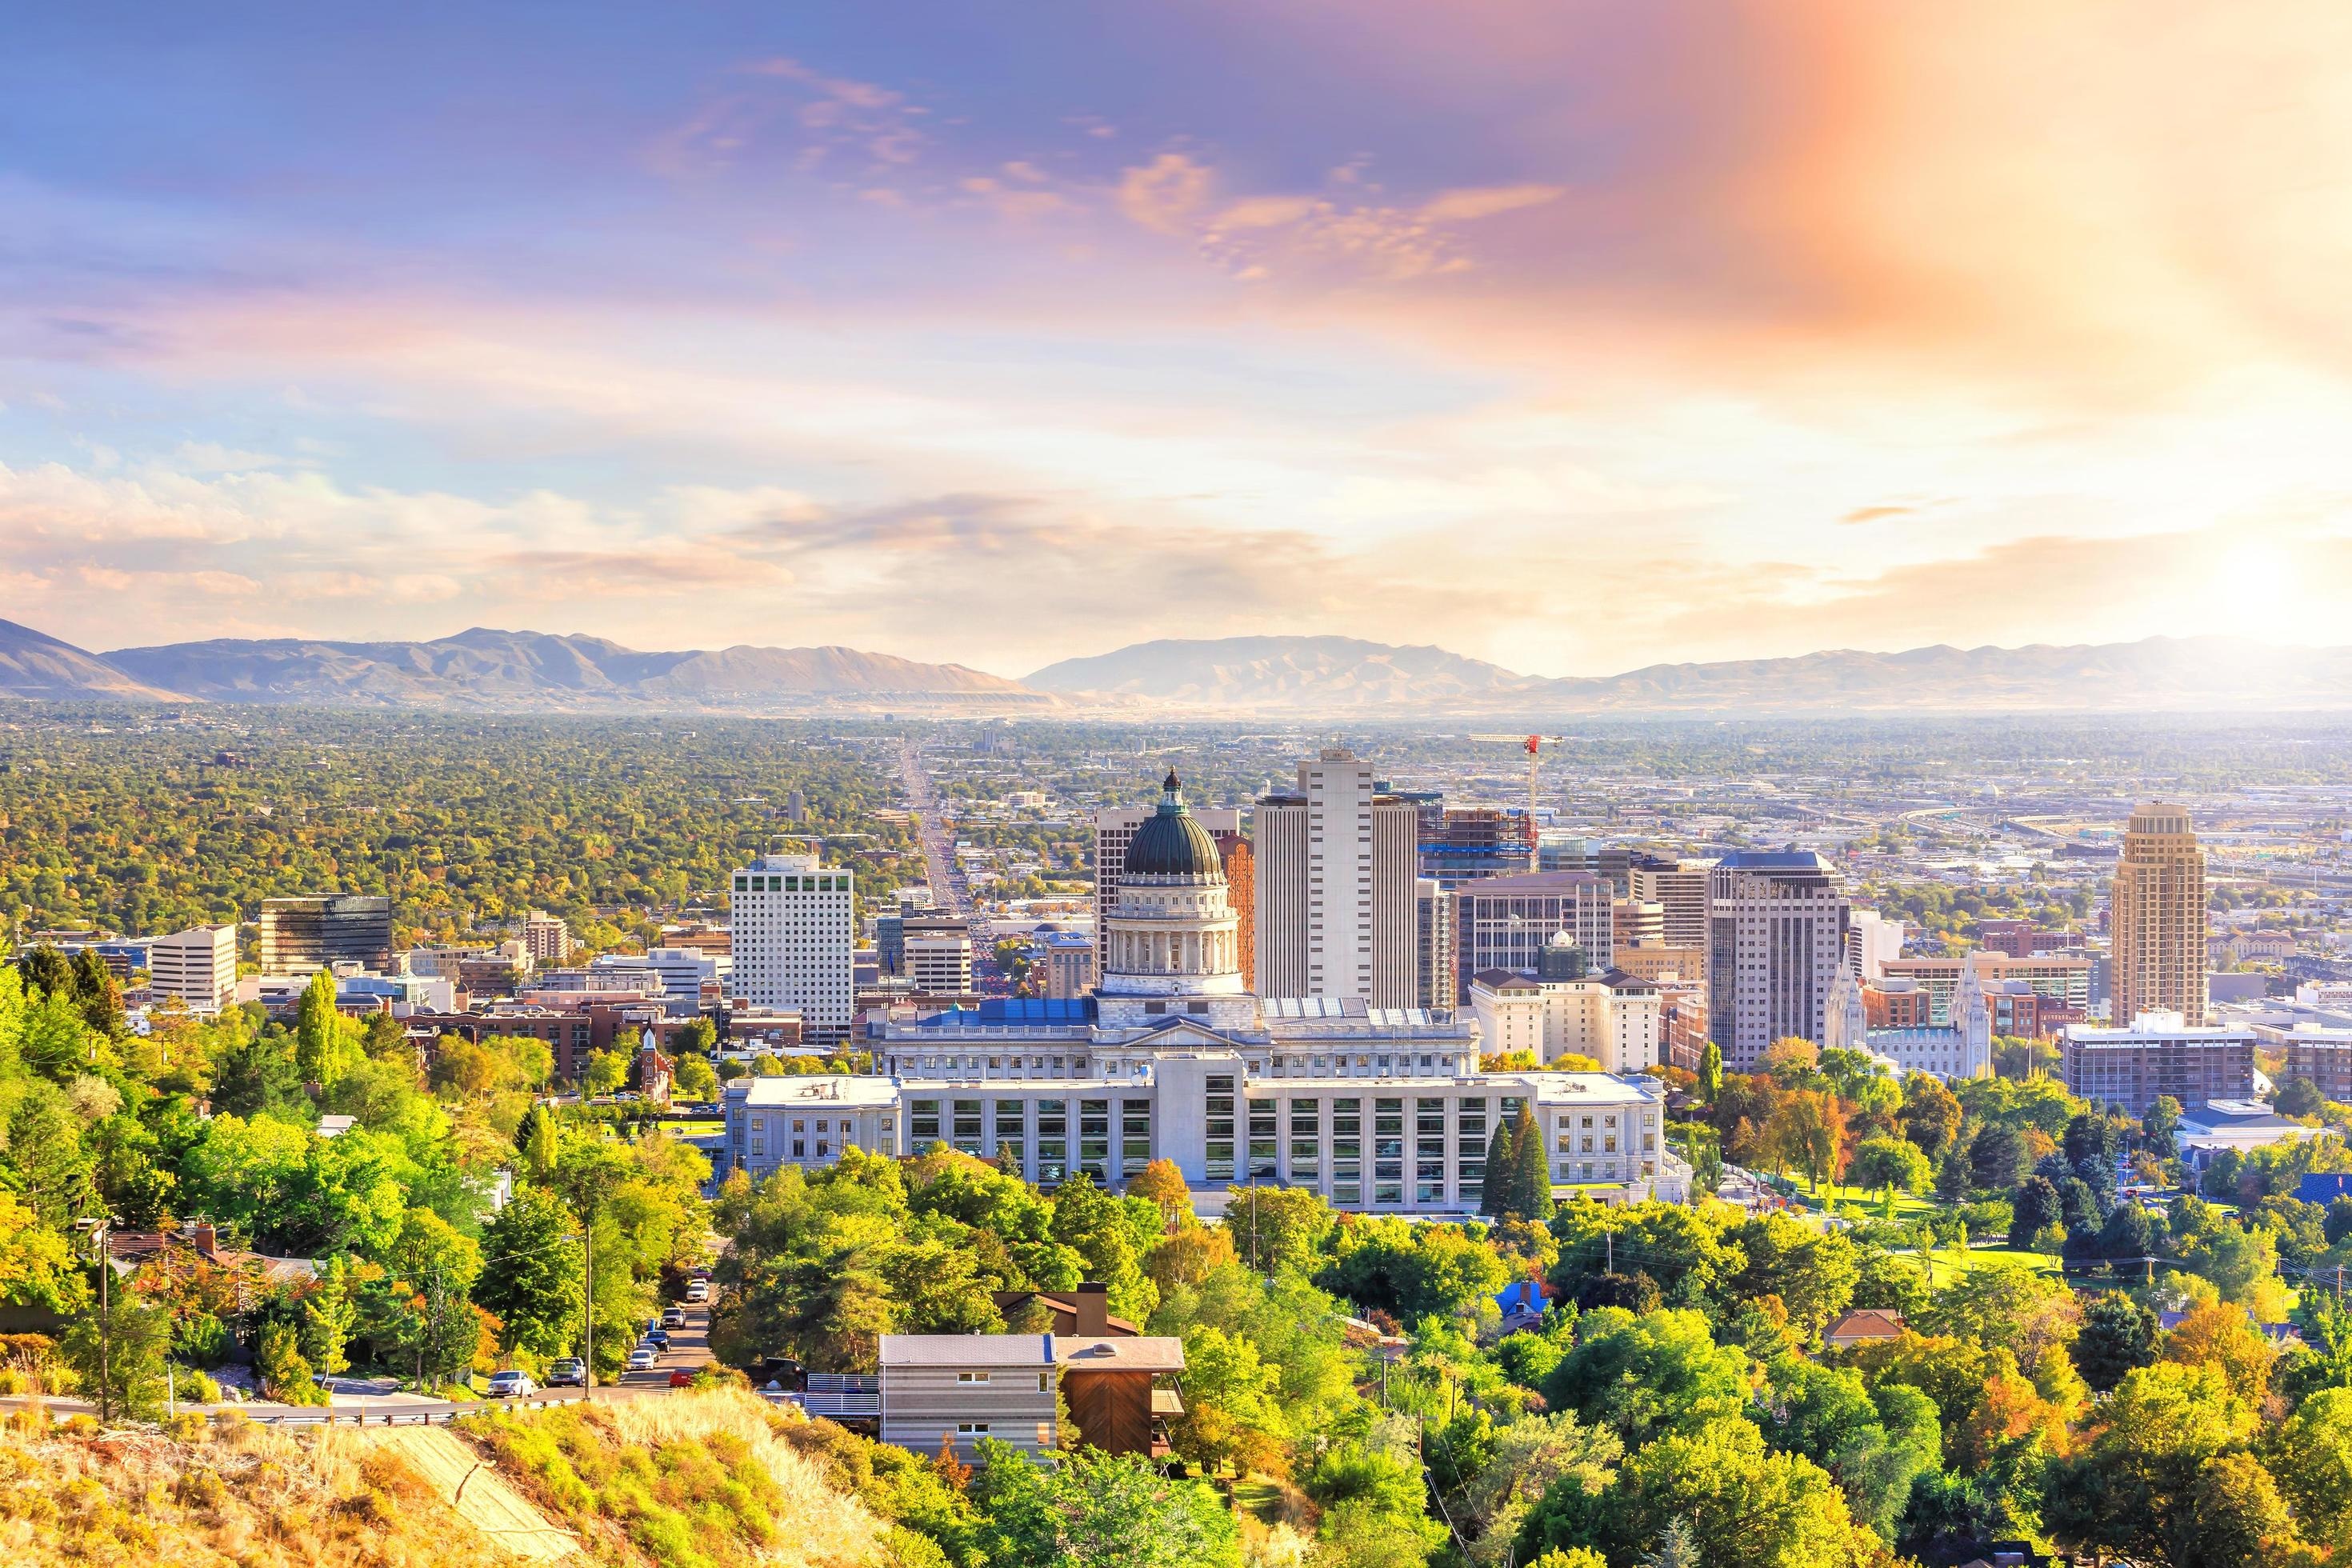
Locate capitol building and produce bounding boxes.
[726,772,1687,1214]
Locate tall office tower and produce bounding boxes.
[258,895,393,975]
[1418,807,1537,891]
[1706,852,1851,1067]
[730,853,855,1044]
[1613,898,1666,952]
[1252,750,1417,1005]
[149,923,238,1013]
[1214,831,1255,992]
[1453,870,1617,996]
[1630,854,1714,956]
[1093,800,1242,960]
[1413,878,1457,1010]
[2111,801,2209,1026]
[522,910,574,966]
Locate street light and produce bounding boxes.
[72,1214,122,1424]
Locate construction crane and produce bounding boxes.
[1470,734,1569,825]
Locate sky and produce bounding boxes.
[6,2,2352,679]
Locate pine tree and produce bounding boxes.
[1510,1102,1553,1222]
[1482,1116,1518,1218]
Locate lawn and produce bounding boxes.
[1910,1246,2060,1282]
[1782,1182,1941,1222]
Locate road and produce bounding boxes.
[2,1301,722,1426]
[895,738,1011,994]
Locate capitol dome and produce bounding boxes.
[1122,770,1224,881]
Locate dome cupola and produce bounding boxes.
[1122,770,1225,882]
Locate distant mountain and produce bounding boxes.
[1026,636,1529,707]
[1030,633,2352,712]
[0,618,184,702]
[98,627,1031,708]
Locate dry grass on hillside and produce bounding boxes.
[0,1405,510,1568]
[458,1388,888,1568]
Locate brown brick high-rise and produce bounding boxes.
[2111,801,2208,1026]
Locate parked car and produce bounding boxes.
[668,1368,697,1388]
[546,1358,586,1388]
[662,1306,687,1328]
[486,1370,537,1398]
[627,1348,658,1371]
[644,1330,671,1351]
[685,1279,710,1302]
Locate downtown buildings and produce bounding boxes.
[1706,851,1852,1069]
[729,851,856,1045]
[735,770,1689,1214]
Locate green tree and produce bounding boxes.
[476,1185,584,1356]
[60,1290,171,1422]
[967,1438,1242,1568]
[515,1103,559,1178]
[255,1316,326,1404]
[1850,1135,1931,1202]
[1698,1040,1723,1103]
[301,1254,358,1377]
[1518,1414,1878,1568]
[1542,1307,1750,1446]
[1482,1114,1520,1220]
[582,1049,629,1097]
[295,967,357,1090]
[1222,1183,1334,1276]
[2076,1293,2159,1393]
[1510,1101,1554,1222]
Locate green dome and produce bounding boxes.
[1124,770,1224,881]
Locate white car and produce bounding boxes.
[486,1370,536,1398]
[685,1279,710,1302]
[627,1348,658,1371]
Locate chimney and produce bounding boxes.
[190,1222,218,1258]
[1074,1282,1109,1337]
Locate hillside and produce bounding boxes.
[1025,635,1527,707]
[1030,633,2352,713]
[0,1390,888,1567]
[0,618,184,702]
[98,627,1031,708]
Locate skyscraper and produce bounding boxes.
[1413,878,1457,1010]
[1706,851,1851,1067]
[1630,855,1714,958]
[149,923,239,1013]
[1252,749,1417,1005]
[258,894,393,975]
[1453,870,1616,996]
[730,853,854,1044]
[2111,801,2208,1026]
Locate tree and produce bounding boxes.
[1482,1114,1521,1219]
[1900,1071,1957,1161]
[1850,1135,1930,1201]
[1509,1102,1554,1222]
[1221,1183,1334,1278]
[1518,1414,1878,1568]
[582,1049,629,1098]
[2011,1176,2062,1242]
[671,1014,718,1056]
[2145,1094,2185,1146]
[2278,1078,2327,1119]
[1968,1123,2030,1191]
[295,967,356,1090]
[2076,1293,2159,1393]
[1542,1307,1750,1446]
[301,1254,358,1377]
[1770,1090,1845,1191]
[1698,1041,1723,1103]
[60,1290,171,1422]
[967,1438,1242,1568]
[515,1104,558,1178]
[1127,1158,1193,1226]
[673,1053,718,1101]
[256,1316,326,1404]
[476,1185,584,1356]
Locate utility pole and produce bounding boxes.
[582,1217,594,1392]
[74,1215,114,1424]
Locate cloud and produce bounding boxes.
[1418,184,1565,223]
[1118,153,1214,236]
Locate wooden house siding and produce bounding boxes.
[1062,1368,1154,1456]
[879,1365,1057,1460]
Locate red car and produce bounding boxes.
[668,1368,697,1388]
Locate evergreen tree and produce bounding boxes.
[301,1254,357,1377]
[1483,1115,1519,1219]
[1510,1102,1553,1222]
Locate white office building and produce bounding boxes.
[906,928,975,995]
[148,923,239,1014]
[730,853,855,1045]
[646,947,730,1016]
[1254,751,1418,1006]
[1469,967,1665,1074]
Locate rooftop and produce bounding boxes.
[881,1334,1054,1368]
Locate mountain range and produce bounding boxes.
[4,618,2349,713]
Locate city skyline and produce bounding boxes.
[9,4,2352,674]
